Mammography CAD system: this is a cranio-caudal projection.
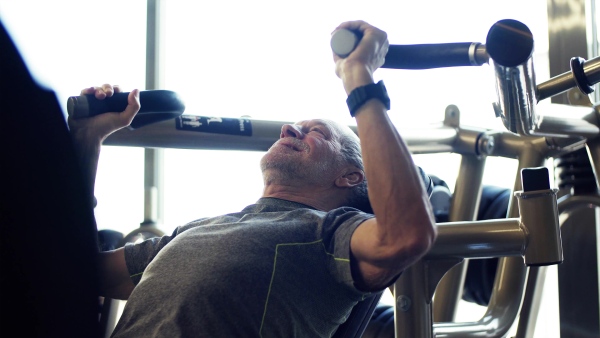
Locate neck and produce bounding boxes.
[261,182,347,211]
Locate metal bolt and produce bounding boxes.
[397,295,412,312]
[478,134,495,155]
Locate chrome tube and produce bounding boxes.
[434,145,546,338]
[433,155,486,322]
[433,256,528,338]
[527,103,599,139]
[537,56,600,101]
[398,217,526,338]
[514,266,547,338]
[104,118,282,151]
[432,179,561,338]
[384,124,459,154]
[536,113,599,139]
[492,57,538,136]
[487,19,538,137]
[488,20,600,139]
[394,262,434,338]
[558,194,600,213]
[425,218,524,259]
[103,117,460,154]
[434,184,562,336]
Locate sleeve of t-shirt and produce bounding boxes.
[123,218,211,284]
[321,207,375,294]
[123,226,180,285]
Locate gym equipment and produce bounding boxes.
[330,28,488,68]
[67,90,186,129]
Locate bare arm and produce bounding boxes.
[333,21,437,291]
[68,84,140,199]
[68,84,140,298]
[98,248,136,300]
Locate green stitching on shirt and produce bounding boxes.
[130,272,144,278]
[259,239,350,337]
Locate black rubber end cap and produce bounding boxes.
[486,19,534,67]
[521,167,550,192]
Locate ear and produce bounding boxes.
[335,169,364,188]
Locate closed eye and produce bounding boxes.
[310,128,326,136]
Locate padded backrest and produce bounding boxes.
[0,19,100,337]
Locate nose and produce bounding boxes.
[280,124,304,139]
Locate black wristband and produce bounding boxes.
[346,80,391,117]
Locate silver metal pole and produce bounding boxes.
[399,164,562,338]
[426,218,525,259]
[104,117,461,154]
[537,57,600,101]
[143,0,165,227]
[505,146,548,338]
[433,144,547,338]
[433,154,485,322]
[394,262,434,338]
[397,217,525,338]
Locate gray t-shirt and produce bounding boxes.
[111,197,374,338]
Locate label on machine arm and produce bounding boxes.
[176,115,253,136]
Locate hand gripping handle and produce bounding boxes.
[331,28,487,69]
[67,89,186,129]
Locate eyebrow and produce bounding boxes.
[302,122,332,135]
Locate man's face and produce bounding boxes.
[260,119,348,186]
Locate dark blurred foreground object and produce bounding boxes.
[0,19,100,337]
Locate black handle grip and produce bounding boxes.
[67,89,185,129]
[331,28,482,69]
[383,43,477,69]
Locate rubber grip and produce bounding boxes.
[383,43,475,69]
[331,28,479,69]
[67,90,186,129]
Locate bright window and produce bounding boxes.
[0,0,147,232]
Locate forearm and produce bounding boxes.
[348,97,436,289]
[71,130,102,202]
[340,57,436,249]
[67,86,140,201]
[98,248,135,300]
[335,21,436,290]
[355,101,435,243]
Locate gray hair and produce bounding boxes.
[338,131,372,213]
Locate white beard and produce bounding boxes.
[260,142,339,187]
